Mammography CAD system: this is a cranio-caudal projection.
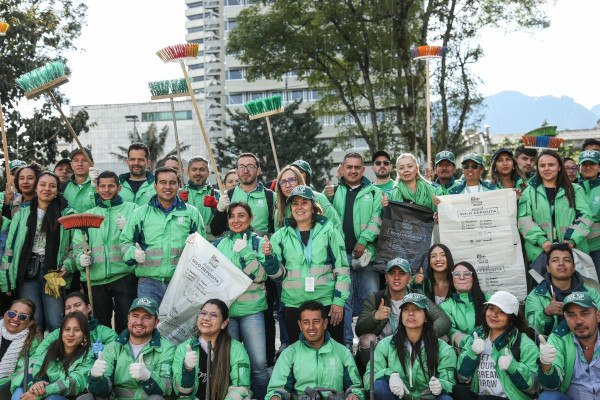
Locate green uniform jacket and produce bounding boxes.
[183,182,219,237]
[120,196,204,281]
[364,336,456,399]
[266,332,364,400]
[35,318,118,357]
[73,195,137,285]
[457,329,539,400]
[578,177,600,252]
[387,179,437,211]
[329,176,383,261]
[172,337,251,399]
[88,329,176,400]
[270,215,351,308]
[214,229,284,317]
[448,179,497,194]
[525,279,600,336]
[518,182,594,262]
[63,175,96,212]
[355,287,451,338]
[0,338,39,391]
[0,206,76,292]
[439,292,491,348]
[12,347,94,397]
[537,321,582,393]
[119,172,157,207]
[275,191,343,238]
[433,177,460,196]
[230,183,276,235]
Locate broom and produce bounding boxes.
[58,214,105,316]
[0,21,11,188]
[244,95,284,174]
[522,126,562,150]
[149,78,189,189]
[156,43,224,193]
[15,61,94,167]
[0,21,8,36]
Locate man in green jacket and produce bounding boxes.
[525,242,600,337]
[578,149,600,275]
[83,297,176,400]
[118,143,157,206]
[370,150,395,195]
[432,151,460,195]
[266,300,364,400]
[538,291,600,399]
[120,167,205,305]
[515,145,538,185]
[73,171,138,333]
[63,147,99,212]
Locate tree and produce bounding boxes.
[214,100,333,187]
[1,0,90,170]
[110,123,190,171]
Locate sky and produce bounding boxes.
[57,0,599,111]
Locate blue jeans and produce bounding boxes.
[228,312,268,400]
[589,250,600,281]
[12,388,68,400]
[374,380,453,400]
[18,261,64,332]
[137,277,169,306]
[344,255,380,346]
[538,392,572,400]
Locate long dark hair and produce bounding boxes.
[33,171,68,233]
[423,244,454,303]
[535,150,575,208]
[481,305,531,341]
[448,262,486,327]
[36,312,90,379]
[7,298,42,357]
[489,151,528,191]
[200,299,231,400]
[392,306,439,380]
[14,162,44,194]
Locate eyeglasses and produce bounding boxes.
[199,310,221,320]
[237,164,257,171]
[452,271,473,279]
[278,177,297,187]
[374,160,391,167]
[6,310,29,321]
[565,167,578,171]
[462,164,480,170]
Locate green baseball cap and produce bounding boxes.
[69,147,94,162]
[400,292,429,311]
[462,153,484,167]
[129,297,159,316]
[562,291,598,312]
[579,150,600,165]
[291,160,312,179]
[54,158,72,169]
[386,257,411,273]
[8,160,26,171]
[435,151,455,166]
[286,185,316,203]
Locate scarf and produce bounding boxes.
[397,179,435,208]
[0,319,29,378]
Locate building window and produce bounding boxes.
[192,76,205,82]
[225,19,237,32]
[189,39,204,44]
[289,90,304,101]
[187,14,203,21]
[227,93,243,105]
[226,68,244,80]
[187,1,203,7]
[187,26,204,34]
[250,92,264,100]
[225,0,241,5]
[142,111,193,122]
[188,63,204,70]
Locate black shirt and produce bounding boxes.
[195,346,209,400]
[0,338,12,362]
[342,184,362,254]
[127,179,145,195]
[544,187,557,206]
[299,230,311,246]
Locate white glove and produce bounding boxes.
[184,344,198,370]
[130,354,151,381]
[539,335,557,365]
[429,376,442,396]
[116,213,127,231]
[359,251,371,267]
[89,167,100,187]
[233,233,248,253]
[134,243,146,263]
[217,195,230,212]
[91,351,106,378]
[389,372,410,398]
[498,348,513,371]
[470,332,485,355]
[79,253,91,267]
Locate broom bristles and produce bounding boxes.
[244,95,283,116]
[58,214,105,230]
[148,78,189,97]
[522,135,563,149]
[16,61,66,92]
[0,22,9,35]
[156,43,199,63]
[411,45,447,59]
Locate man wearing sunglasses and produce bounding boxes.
[371,150,395,195]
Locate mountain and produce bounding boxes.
[479,91,599,134]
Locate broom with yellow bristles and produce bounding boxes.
[156,43,224,192]
[0,21,11,187]
[244,94,284,174]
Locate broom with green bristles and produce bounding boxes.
[149,78,190,188]
[15,61,94,166]
[244,95,284,174]
[156,43,224,192]
[0,21,11,187]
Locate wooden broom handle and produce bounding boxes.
[169,98,185,189]
[265,116,280,174]
[0,106,11,188]
[80,231,95,317]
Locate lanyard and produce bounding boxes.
[465,183,482,193]
[390,310,398,334]
[295,228,314,266]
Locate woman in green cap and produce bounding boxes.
[449,153,497,194]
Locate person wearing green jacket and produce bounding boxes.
[62,148,98,213]
[118,143,157,207]
[173,299,252,400]
[439,261,490,349]
[2,162,43,219]
[384,153,437,211]
[364,293,456,400]
[119,167,205,305]
[12,311,94,400]
[266,300,364,400]
[515,145,538,185]
[73,171,138,333]
[213,202,284,399]
[85,297,176,400]
[448,153,498,195]
[0,172,77,332]
[577,149,600,275]
[517,150,594,273]
[431,151,460,196]
[270,186,351,345]
[455,291,539,400]
[537,291,600,399]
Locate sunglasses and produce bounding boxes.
[452,271,473,279]
[7,310,29,321]
[462,163,481,170]
[199,310,221,320]
[374,160,391,166]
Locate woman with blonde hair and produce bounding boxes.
[383,153,436,211]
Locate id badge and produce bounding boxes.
[305,277,315,292]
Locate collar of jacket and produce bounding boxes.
[299,330,332,350]
[95,193,124,208]
[578,176,600,189]
[227,228,254,240]
[69,174,91,185]
[187,181,213,191]
[119,171,155,185]
[116,328,163,348]
[451,291,473,303]
[236,181,265,194]
[147,194,187,211]
[450,179,496,194]
[435,176,455,189]
[339,176,371,189]
[283,214,328,228]
[89,317,99,330]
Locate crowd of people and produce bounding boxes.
[0,137,598,400]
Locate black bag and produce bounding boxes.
[25,255,43,280]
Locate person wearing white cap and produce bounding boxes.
[455,291,540,400]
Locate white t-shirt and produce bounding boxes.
[435,296,445,306]
[129,339,150,360]
[466,185,483,193]
[477,339,507,397]
[379,299,403,339]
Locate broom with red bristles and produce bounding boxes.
[58,214,105,316]
[156,43,224,193]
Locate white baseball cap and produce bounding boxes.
[485,291,519,316]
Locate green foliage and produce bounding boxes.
[215,100,333,187]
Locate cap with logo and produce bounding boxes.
[491,148,514,164]
[54,158,72,169]
[69,147,94,162]
[435,151,455,166]
[578,150,600,165]
[129,297,159,316]
[8,160,26,172]
[286,185,316,204]
[291,160,312,179]
[400,292,429,311]
[372,150,391,164]
[462,153,484,167]
[562,291,598,311]
[386,257,411,274]
[485,291,519,316]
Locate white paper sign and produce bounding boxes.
[438,189,528,301]
[158,233,253,345]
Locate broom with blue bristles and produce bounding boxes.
[522,126,562,150]
[244,94,284,174]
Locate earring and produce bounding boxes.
[81,338,88,346]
